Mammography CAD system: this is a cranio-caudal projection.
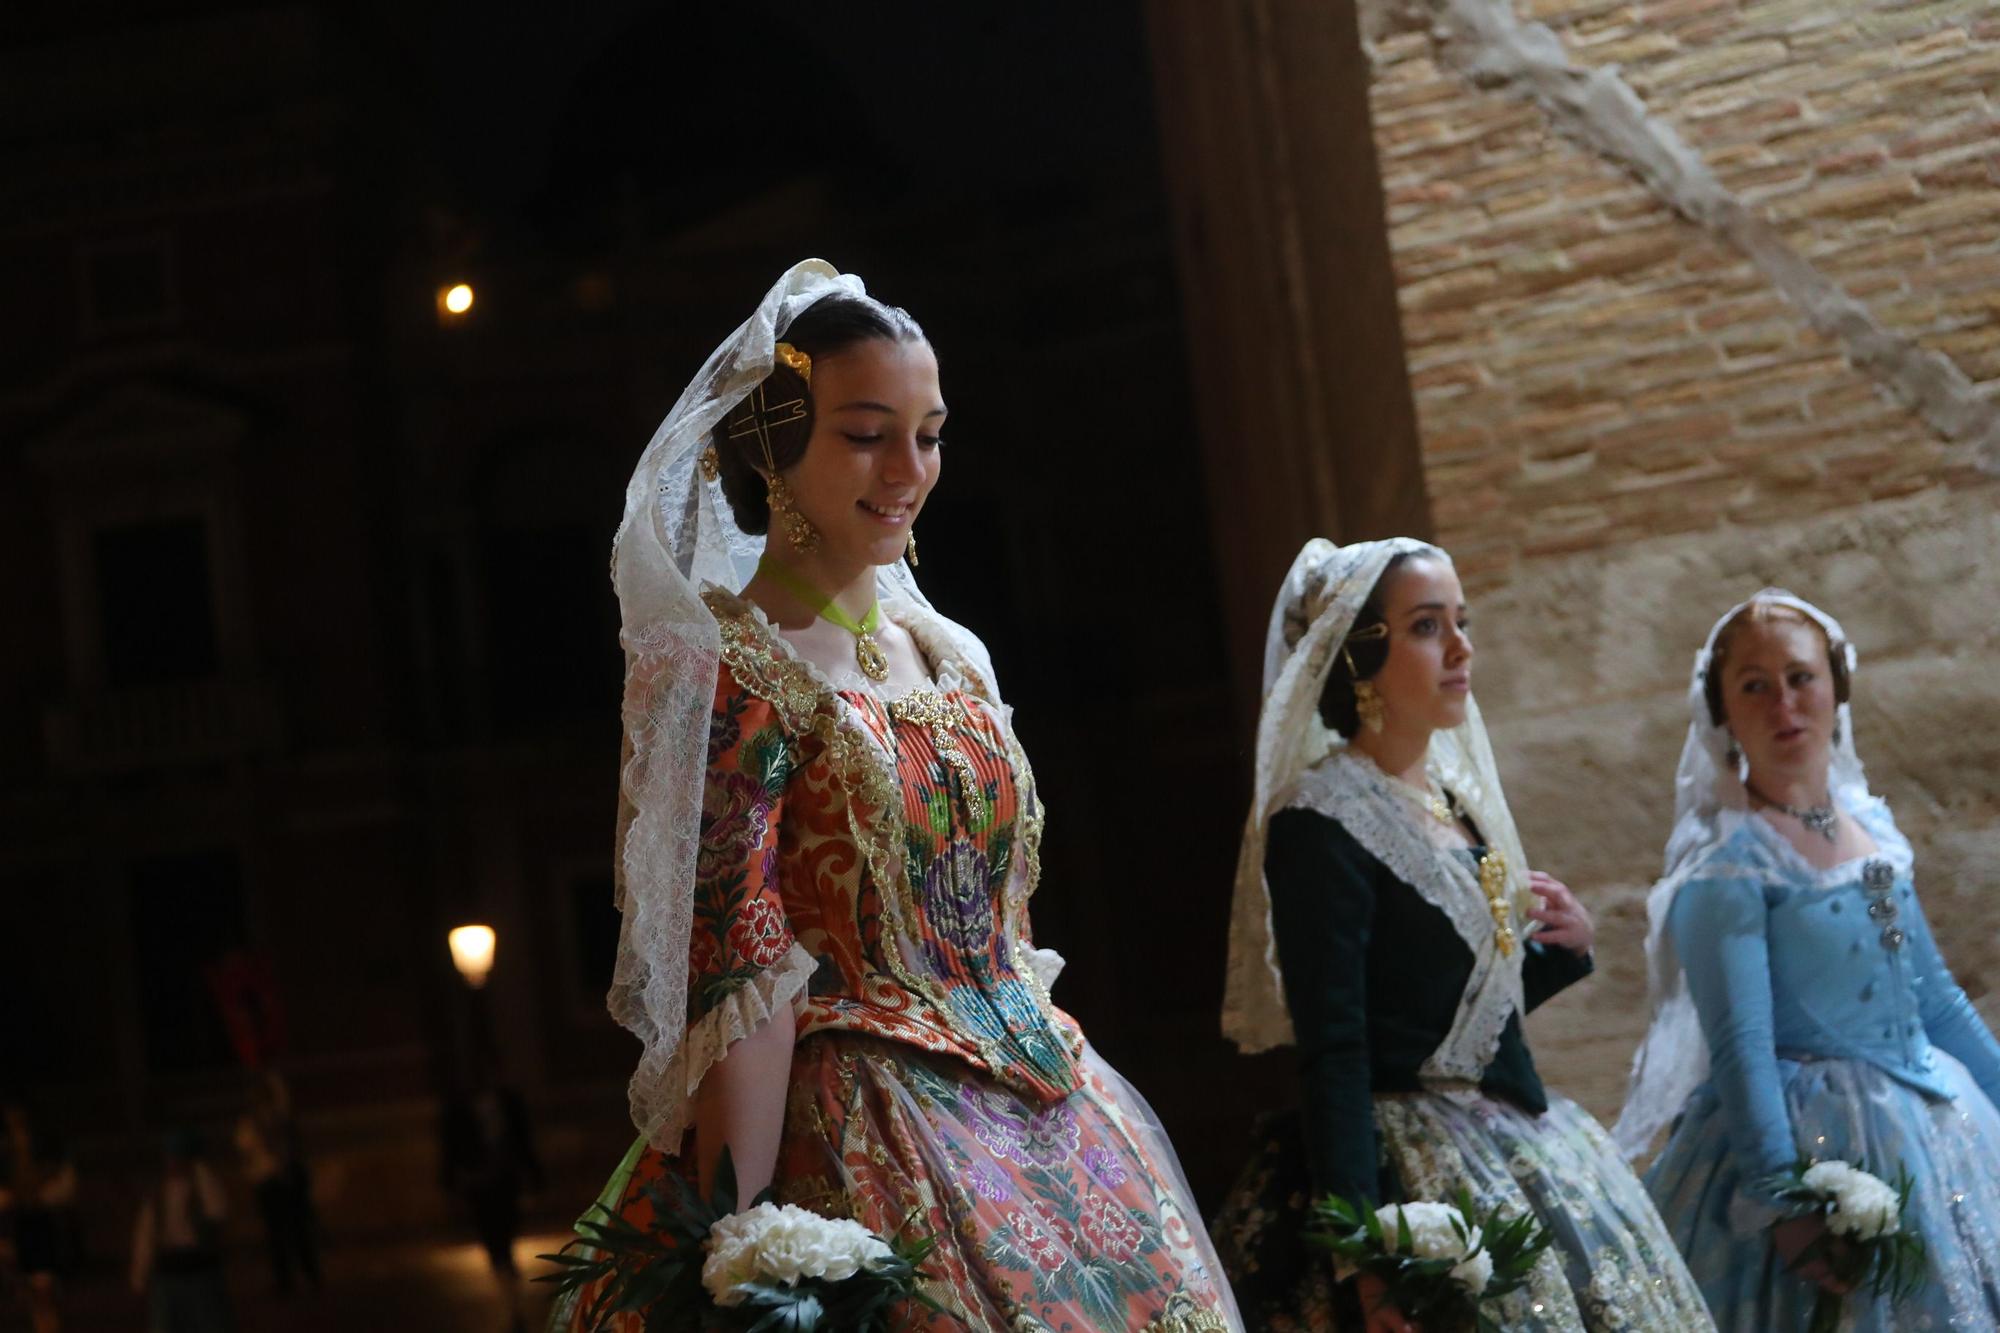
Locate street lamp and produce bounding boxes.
[448,924,496,989]
[437,282,475,319]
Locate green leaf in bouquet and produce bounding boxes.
[735,1285,826,1333]
[1449,1187,1552,1300]
[535,1151,770,1333]
[1317,1194,1362,1231]
[1303,1192,1485,1332]
[1867,1164,1926,1307]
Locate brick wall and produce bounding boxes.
[1355,0,2000,1123]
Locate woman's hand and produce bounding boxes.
[1357,1273,1419,1333]
[1773,1215,1857,1295]
[1527,871,1594,955]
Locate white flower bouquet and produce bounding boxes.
[1758,1158,1924,1333]
[542,1150,939,1331]
[1308,1189,1551,1332]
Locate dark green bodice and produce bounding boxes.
[1266,805,1594,1205]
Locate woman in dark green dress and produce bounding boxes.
[1212,538,1710,1332]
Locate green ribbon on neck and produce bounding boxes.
[756,556,889,681]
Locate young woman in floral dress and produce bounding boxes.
[554,261,1239,1332]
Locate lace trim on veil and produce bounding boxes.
[1288,752,1526,1086]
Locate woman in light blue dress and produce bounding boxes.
[1616,590,2000,1330]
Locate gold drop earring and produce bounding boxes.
[1354,680,1386,734]
[1342,625,1390,734]
[905,528,919,568]
[767,473,819,554]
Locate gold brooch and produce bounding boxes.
[1479,850,1517,955]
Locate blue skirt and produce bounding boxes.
[1647,1052,2000,1331]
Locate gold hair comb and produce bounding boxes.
[774,341,811,385]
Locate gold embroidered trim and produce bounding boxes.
[999,723,1064,1041]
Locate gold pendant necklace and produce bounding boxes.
[757,556,889,682]
[850,631,890,682]
[1389,772,1456,827]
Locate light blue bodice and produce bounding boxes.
[1669,798,2000,1180]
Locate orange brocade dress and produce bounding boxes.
[562,590,1237,1333]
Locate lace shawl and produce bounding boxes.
[1286,752,1527,1084]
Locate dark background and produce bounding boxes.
[0,1,1345,1304]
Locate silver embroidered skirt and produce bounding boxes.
[1647,1050,2000,1331]
[1213,1090,1713,1331]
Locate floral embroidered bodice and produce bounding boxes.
[686,588,1083,1104]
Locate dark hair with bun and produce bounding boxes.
[1316,552,1412,739]
[711,294,927,535]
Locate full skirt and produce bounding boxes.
[556,1031,1240,1332]
[1646,1050,2000,1331]
[1211,1090,1712,1331]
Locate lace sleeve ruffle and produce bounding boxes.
[617,644,817,1155]
[648,942,817,1152]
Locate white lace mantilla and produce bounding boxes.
[1286,751,1527,1087]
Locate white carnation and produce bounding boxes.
[701,1202,895,1307]
[1375,1201,1491,1295]
[1800,1161,1861,1194]
[1449,1243,1495,1295]
[1802,1162,1900,1241]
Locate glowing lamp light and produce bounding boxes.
[439,282,475,317]
[448,924,497,988]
